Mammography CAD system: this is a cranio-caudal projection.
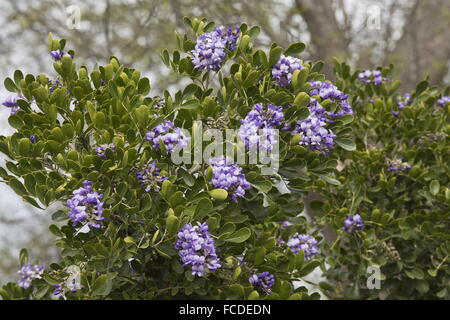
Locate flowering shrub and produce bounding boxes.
[313,62,450,299]
[0,17,447,301]
[0,18,355,300]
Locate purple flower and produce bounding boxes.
[278,220,293,229]
[66,180,105,229]
[30,136,36,143]
[342,214,364,233]
[145,120,189,153]
[135,161,168,192]
[287,234,319,260]
[191,26,240,71]
[272,55,304,87]
[174,222,221,277]
[386,158,412,172]
[395,93,412,109]
[94,144,116,159]
[49,79,61,93]
[238,103,284,152]
[290,98,336,153]
[53,266,82,297]
[249,272,275,294]
[358,69,389,86]
[50,50,73,61]
[309,81,353,118]
[2,95,20,115]
[437,96,450,107]
[18,264,44,289]
[214,26,241,51]
[209,157,251,202]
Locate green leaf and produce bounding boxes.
[91,274,112,296]
[208,188,228,201]
[19,248,28,266]
[94,111,106,129]
[138,78,151,95]
[169,191,184,207]
[248,290,260,300]
[4,77,19,93]
[9,179,27,196]
[319,175,341,186]
[268,46,283,67]
[224,227,251,243]
[335,138,356,151]
[166,215,180,235]
[415,80,428,95]
[430,180,440,195]
[285,42,306,56]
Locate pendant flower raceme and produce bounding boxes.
[209,157,251,202]
[291,98,336,153]
[145,120,189,153]
[358,70,389,85]
[2,95,20,115]
[18,264,45,289]
[287,234,319,260]
[174,222,221,277]
[342,214,364,233]
[238,103,284,152]
[66,180,104,229]
[191,25,240,71]
[271,55,304,87]
[249,272,275,294]
[135,161,168,192]
[309,81,353,118]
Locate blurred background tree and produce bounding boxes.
[0,0,449,283]
[2,0,449,90]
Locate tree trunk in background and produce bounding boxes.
[386,0,450,89]
[294,0,349,78]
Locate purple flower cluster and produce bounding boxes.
[50,50,73,61]
[66,180,104,229]
[342,214,364,233]
[2,95,20,115]
[209,157,251,202]
[386,158,412,172]
[272,55,303,87]
[309,81,353,118]
[174,222,221,277]
[215,26,240,51]
[291,98,336,153]
[146,120,189,153]
[249,272,275,294]
[18,264,44,289]
[238,103,284,152]
[136,161,168,192]
[437,96,450,107]
[358,70,389,85]
[53,266,82,297]
[287,234,319,260]
[192,26,240,71]
[94,143,116,159]
[395,93,412,109]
